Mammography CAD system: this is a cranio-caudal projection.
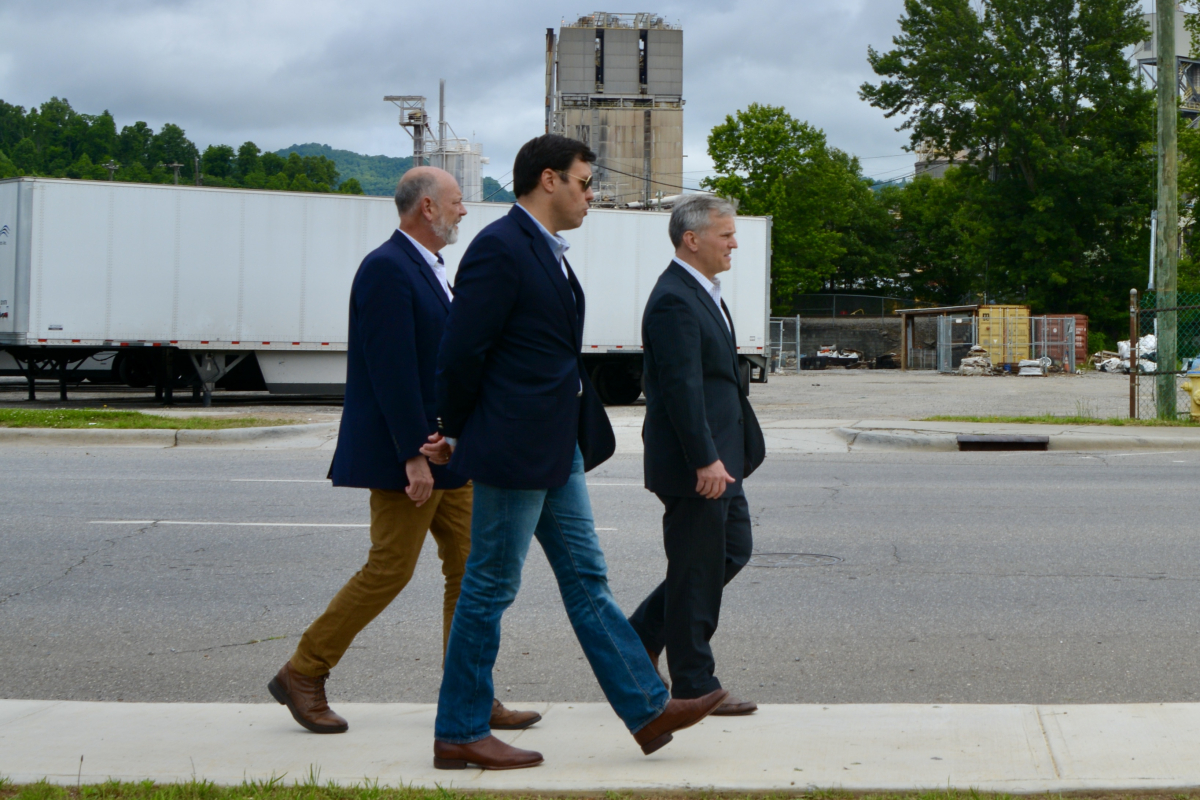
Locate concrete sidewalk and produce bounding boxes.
[2,699,1199,793]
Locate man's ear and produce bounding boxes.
[540,168,558,193]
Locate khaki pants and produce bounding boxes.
[290,484,473,677]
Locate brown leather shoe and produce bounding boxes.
[711,696,758,716]
[434,735,544,770]
[490,698,541,730]
[267,661,348,734]
[633,688,728,755]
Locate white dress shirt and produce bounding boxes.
[399,229,453,301]
[673,257,731,332]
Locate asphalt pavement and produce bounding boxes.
[2,444,1199,708]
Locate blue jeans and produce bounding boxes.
[435,446,670,743]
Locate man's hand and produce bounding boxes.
[405,454,435,507]
[695,459,736,500]
[419,433,452,465]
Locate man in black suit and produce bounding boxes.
[431,135,728,771]
[628,194,766,716]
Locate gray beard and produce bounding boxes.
[433,219,458,245]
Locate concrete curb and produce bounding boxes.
[833,426,1200,453]
[0,421,338,447]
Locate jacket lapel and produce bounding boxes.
[510,206,579,347]
[392,230,450,312]
[669,261,739,374]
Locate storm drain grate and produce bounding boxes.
[957,434,1049,452]
[748,552,843,568]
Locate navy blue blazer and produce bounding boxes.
[329,230,467,492]
[436,205,615,489]
[642,261,765,498]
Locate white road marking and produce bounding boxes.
[230,479,328,483]
[587,483,643,487]
[90,520,367,528]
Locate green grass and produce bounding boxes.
[0,409,299,430]
[2,782,1199,800]
[923,414,1200,426]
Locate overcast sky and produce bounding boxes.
[0,0,1161,191]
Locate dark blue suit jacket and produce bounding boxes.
[436,205,615,489]
[330,230,467,492]
[642,261,765,498]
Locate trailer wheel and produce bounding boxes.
[593,362,642,405]
[115,351,155,388]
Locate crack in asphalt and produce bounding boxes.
[0,521,158,609]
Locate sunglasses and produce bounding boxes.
[557,170,594,191]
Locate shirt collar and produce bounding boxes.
[673,256,719,295]
[398,228,442,269]
[515,202,570,263]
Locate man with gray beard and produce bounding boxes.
[268,167,539,735]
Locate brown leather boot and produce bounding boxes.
[489,698,541,730]
[711,696,758,716]
[633,688,728,755]
[434,735,544,770]
[268,661,348,734]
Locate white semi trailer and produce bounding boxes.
[0,177,771,404]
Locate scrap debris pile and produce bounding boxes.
[799,346,902,370]
[1092,334,1156,374]
[957,346,998,376]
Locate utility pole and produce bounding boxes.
[1156,0,1179,419]
[194,156,202,186]
[102,160,119,180]
[167,162,183,185]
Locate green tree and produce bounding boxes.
[9,137,39,173]
[236,141,261,180]
[118,121,155,170]
[201,144,236,179]
[704,103,879,312]
[337,177,364,195]
[0,149,18,179]
[149,124,200,181]
[0,101,29,152]
[861,0,1153,335]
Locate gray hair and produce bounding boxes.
[668,194,737,248]
[394,171,440,215]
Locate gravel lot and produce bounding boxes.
[1,368,1131,422]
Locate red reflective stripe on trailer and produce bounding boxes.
[292,342,300,345]
[231,341,240,344]
[262,341,270,345]
[591,345,599,348]
[616,345,623,349]
[321,342,329,346]
[200,341,209,344]
[71,340,80,343]
[152,343,161,347]
[170,340,178,344]
[37,339,46,342]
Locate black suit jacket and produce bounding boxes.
[436,205,615,489]
[641,261,766,498]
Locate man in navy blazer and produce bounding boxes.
[628,194,766,716]
[268,167,537,736]
[431,135,728,771]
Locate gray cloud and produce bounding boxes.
[1,0,920,184]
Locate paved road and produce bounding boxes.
[1,445,1197,707]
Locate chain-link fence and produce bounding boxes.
[1133,291,1200,420]
[792,294,935,319]
[768,316,801,373]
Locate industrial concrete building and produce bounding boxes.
[385,81,488,201]
[546,12,684,205]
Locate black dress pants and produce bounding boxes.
[628,491,752,698]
